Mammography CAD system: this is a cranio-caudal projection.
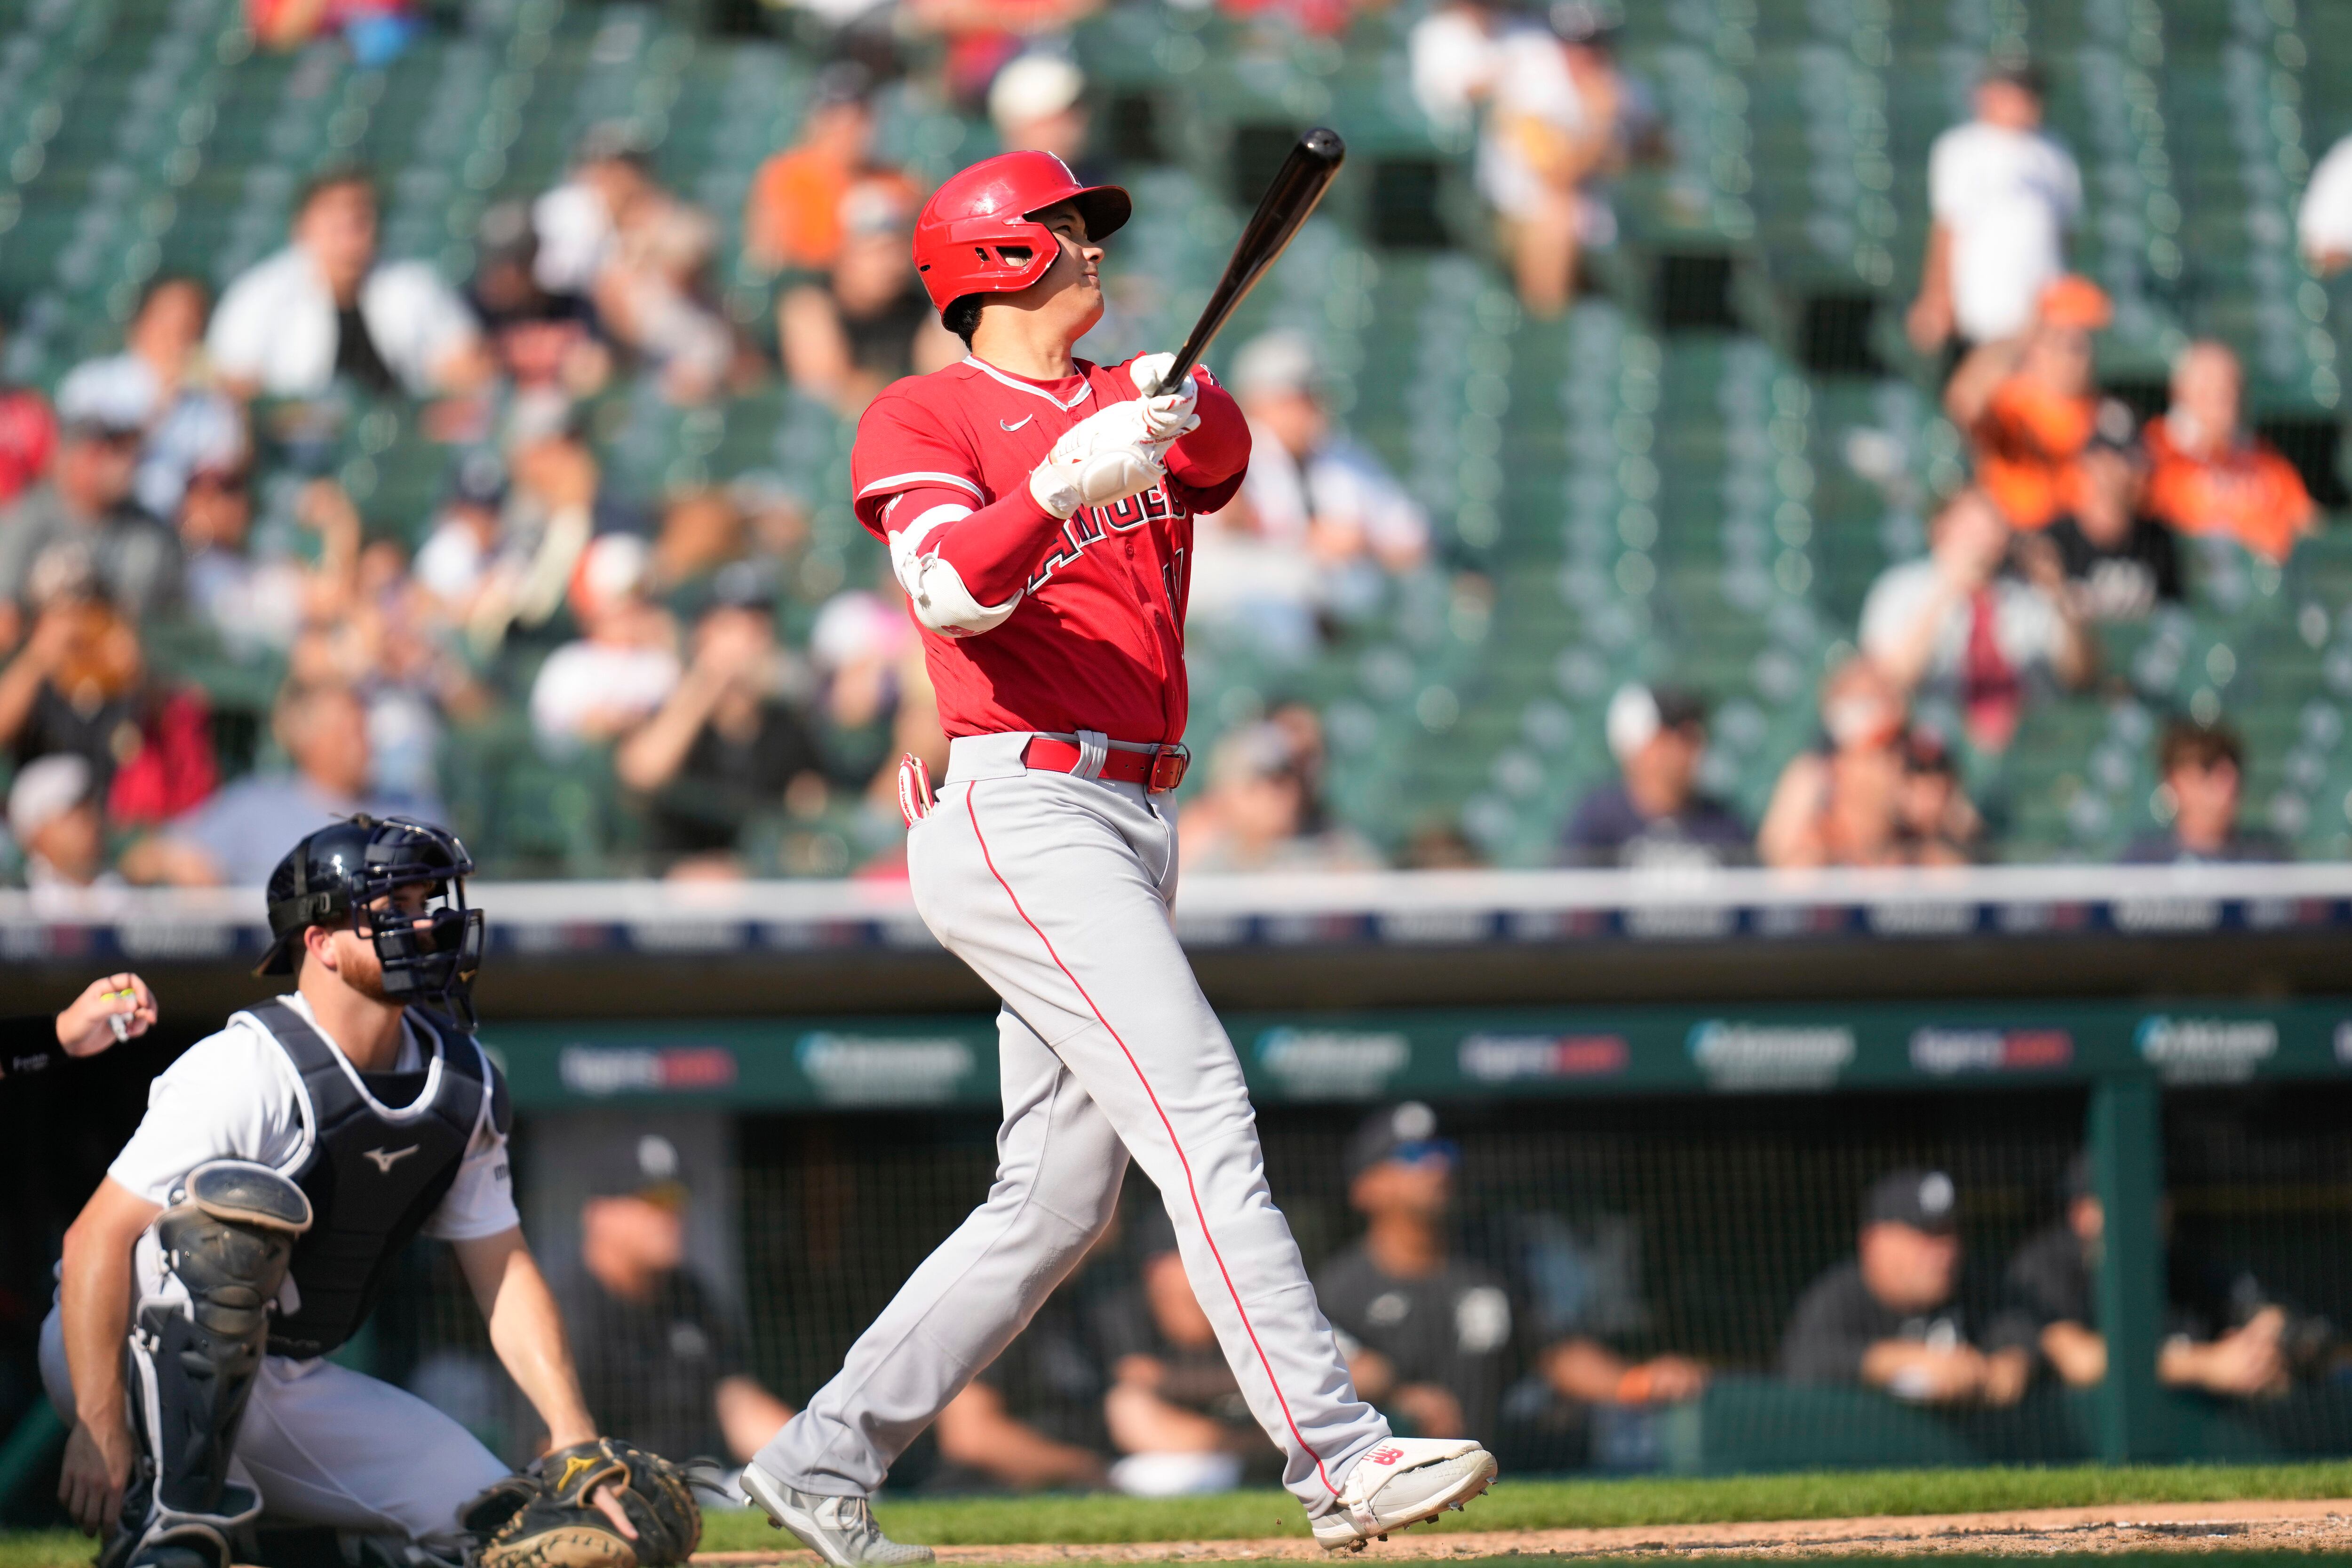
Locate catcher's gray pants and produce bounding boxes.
[40,1228,507,1547]
[757,734,1389,1514]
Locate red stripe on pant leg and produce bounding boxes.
[965,787,1341,1498]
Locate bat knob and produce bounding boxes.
[1300,127,1347,166]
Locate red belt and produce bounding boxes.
[1021,736,1191,792]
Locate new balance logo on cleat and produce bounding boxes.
[1311,1438,1499,1553]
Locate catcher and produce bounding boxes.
[44,816,701,1568]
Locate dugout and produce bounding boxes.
[3,866,2351,1514]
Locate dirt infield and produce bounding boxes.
[694,1497,2352,1561]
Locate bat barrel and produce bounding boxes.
[1156,128,1346,392]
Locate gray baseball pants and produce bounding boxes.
[755,733,1389,1514]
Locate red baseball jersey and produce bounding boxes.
[850,354,1248,743]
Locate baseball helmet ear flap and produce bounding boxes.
[911,150,1130,313]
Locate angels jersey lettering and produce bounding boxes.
[851,355,1248,742]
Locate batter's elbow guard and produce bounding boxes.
[118,1162,313,1568]
[903,553,1020,638]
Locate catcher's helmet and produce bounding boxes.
[910,150,1130,315]
[255,815,485,1025]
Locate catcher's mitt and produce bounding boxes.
[462,1438,703,1568]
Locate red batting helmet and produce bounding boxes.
[910,151,1131,314]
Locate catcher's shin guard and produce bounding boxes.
[110,1162,313,1568]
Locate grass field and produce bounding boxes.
[3,1462,2346,1567]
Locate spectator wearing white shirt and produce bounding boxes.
[1193,332,1429,658]
[1408,0,1528,142]
[56,277,243,520]
[1476,3,1648,318]
[534,133,732,405]
[528,532,681,757]
[1858,487,2093,753]
[2299,134,2352,277]
[207,170,490,400]
[1908,61,2082,360]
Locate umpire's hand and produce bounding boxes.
[55,974,158,1059]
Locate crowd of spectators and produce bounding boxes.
[0,14,2341,888]
[0,79,997,887]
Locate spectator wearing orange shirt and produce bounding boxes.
[1947,275,2111,532]
[744,69,894,275]
[2142,341,2316,564]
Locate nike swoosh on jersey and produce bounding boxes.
[1000,414,1035,432]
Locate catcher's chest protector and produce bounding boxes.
[244,998,489,1358]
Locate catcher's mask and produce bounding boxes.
[255,815,485,1026]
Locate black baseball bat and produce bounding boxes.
[1153,127,1347,393]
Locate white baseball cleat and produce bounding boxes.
[1311,1437,1499,1552]
[740,1465,935,1568]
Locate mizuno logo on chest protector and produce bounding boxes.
[363,1145,420,1173]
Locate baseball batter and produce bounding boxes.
[742,151,1496,1566]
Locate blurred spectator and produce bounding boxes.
[1176,722,1377,873]
[208,169,489,400]
[2142,341,2316,564]
[1780,1169,2029,1407]
[0,311,57,508]
[0,574,214,825]
[437,432,612,656]
[0,389,181,641]
[1760,658,1978,868]
[651,488,751,595]
[807,581,948,808]
[1478,3,1654,319]
[1192,332,1426,655]
[530,533,682,756]
[2119,721,2290,865]
[1564,684,1749,869]
[1318,1104,1704,1444]
[57,276,242,521]
[1859,488,2094,752]
[120,681,433,886]
[561,1134,795,1465]
[1409,0,1528,141]
[1092,1208,1276,1497]
[249,0,419,67]
[414,453,516,630]
[616,566,826,876]
[181,463,364,663]
[1947,276,2111,531]
[1894,729,1982,866]
[8,754,116,894]
[1907,60,2081,358]
[2299,132,2352,276]
[988,55,1094,173]
[2045,427,2180,621]
[933,1283,1111,1492]
[778,178,958,412]
[745,69,887,275]
[2003,1154,2295,1399]
[468,202,612,433]
[535,135,734,404]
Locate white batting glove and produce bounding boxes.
[1128,353,1202,444]
[1028,402,1169,519]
